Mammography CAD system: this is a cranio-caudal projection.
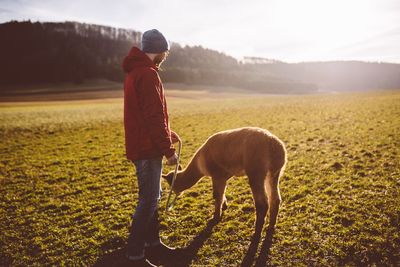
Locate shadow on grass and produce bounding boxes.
[92,247,128,267]
[240,227,275,267]
[164,218,218,267]
[93,220,273,267]
[92,218,217,267]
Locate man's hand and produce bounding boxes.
[166,153,178,166]
[171,131,180,144]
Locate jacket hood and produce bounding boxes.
[122,47,157,73]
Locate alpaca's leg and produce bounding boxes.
[212,177,228,221]
[249,174,268,235]
[265,170,281,229]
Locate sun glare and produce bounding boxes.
[266,0,380,60]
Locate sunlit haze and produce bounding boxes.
[1,0,399,62]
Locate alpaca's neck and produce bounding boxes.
[173,155,204,193]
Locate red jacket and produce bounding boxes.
[122,47,175,161]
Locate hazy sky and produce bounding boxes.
[1,0,399,63]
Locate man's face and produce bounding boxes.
[154,51,169,68]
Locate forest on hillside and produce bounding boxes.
[1,21,399,93]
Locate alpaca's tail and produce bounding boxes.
[266,135,287,177]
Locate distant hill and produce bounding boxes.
[1,21,399,94]
[247,61,400,91]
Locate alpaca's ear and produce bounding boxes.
[178,164,183,171]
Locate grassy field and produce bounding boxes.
[0,91,399,266]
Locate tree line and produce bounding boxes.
[1,21,399,93]
[0,21,316,93]
[0,21,136,85]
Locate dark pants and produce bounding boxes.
[126,157,162,259]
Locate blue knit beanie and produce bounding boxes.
[141,29,169,53]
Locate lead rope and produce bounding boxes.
[165,138,182,213]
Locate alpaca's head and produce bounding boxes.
[162,165,183,191]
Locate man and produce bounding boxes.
[122,29,179,267]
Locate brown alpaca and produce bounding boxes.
[163,127,287,233]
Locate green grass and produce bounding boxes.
[1,91,399,266]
